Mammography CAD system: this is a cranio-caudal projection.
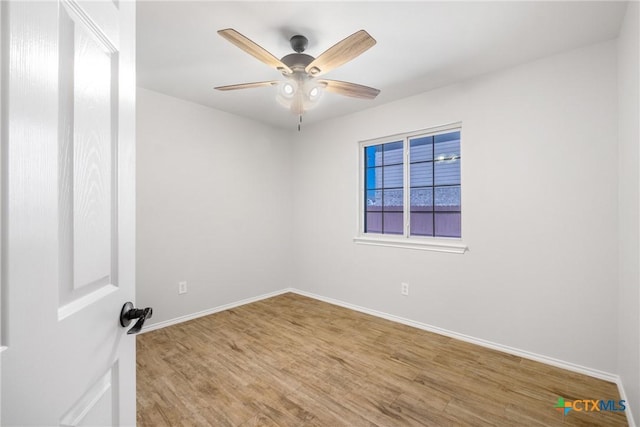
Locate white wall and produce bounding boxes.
[136,88,292,325]
[617,1,640,423]
[291,41,619,373]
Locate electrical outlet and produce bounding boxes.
[401,282,409,296]
[178,281,187,295]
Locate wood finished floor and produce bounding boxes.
[137,293,628,426]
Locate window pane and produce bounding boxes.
[434,158,460,186]
[366,212,382,233]
[383,164,403,188]
[383,189,403,212]
[435,186,460,211]
[410,162,433,187]
[410,213,433,236]
[365,166,382,190]
[383,212,403,234]
[410,136,432,162]
[410,188,433,211]
[435,213,461,237]
[434,131,460,159]
[365,145,382,167]
[383,141,403,165]
[366,190,382,211]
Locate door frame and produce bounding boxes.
[1,0,5,421]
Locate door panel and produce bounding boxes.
[59,0,118,305]
[70,6,114,291]
[60,366,115,427]
[1,0,136,425]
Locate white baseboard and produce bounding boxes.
[615,376,637,427]
[139,288,291,334]
[141,286,635,426]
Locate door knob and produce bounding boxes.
[120,302,153,335]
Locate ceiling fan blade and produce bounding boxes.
[305,30,376,77]
[318,79,380,99]
[218,29,292,74]
[215,81,279,91]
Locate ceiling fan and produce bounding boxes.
[215,28,380,129]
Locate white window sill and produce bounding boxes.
[353,236,468,254]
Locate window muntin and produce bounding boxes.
[362,127,461,239]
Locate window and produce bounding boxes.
[356,124,466,253]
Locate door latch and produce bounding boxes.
[120,302,153,335]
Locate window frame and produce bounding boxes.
[355,122,468,254]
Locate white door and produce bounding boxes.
[1,0,138,425]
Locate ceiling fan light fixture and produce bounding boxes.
[277,81,299,109]
[301,82,324,111]
[283,82,294,95]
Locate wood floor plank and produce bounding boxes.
[137,293,628,426]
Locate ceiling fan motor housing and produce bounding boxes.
[281,53,314,72]
[290,34,308,53]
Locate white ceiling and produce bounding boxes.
[137,1,628,130]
